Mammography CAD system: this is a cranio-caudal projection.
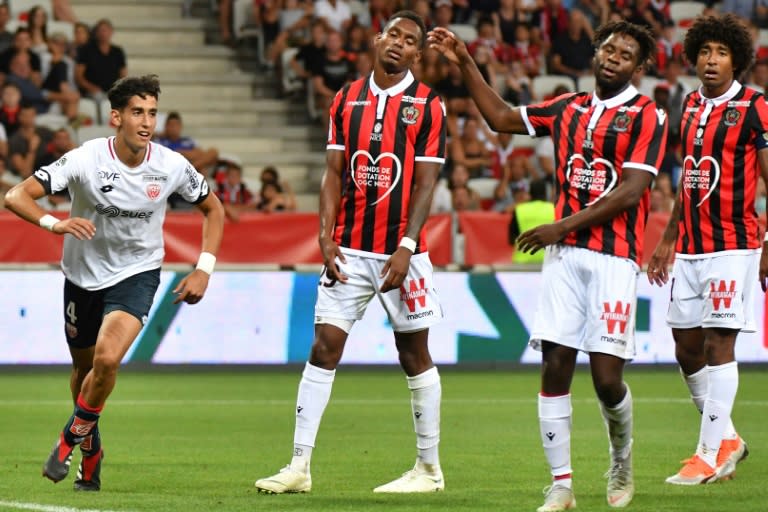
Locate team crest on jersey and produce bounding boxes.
[612,113,630,132]
[146,183,161,200]
[65,322,77,339]
[723,108,741,126]
[401,106,420,125]
[370,122,383,142]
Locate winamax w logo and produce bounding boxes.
[400,278,427,313]
[710,280,736,310]
[602,301,631,334]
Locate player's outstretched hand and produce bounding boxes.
[380,248,411,293]
[646,239,675,287]
[173,270,210,305]
[516,223,565,255]
[319,236,348,284]
[52,217,96,240]
[427,27,468,65]
[760,242,768,292]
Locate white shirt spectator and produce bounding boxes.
[314,0,352,32]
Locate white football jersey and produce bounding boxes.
[34,137,209,290]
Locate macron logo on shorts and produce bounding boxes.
[601,301,631,335]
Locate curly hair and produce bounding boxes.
[108,74,161,111]
[684,14,754,78]
[593,21,657,69]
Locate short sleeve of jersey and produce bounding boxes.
[327,86,346,151]
[175,160,210,205]
[33,147,86,195]
[521,93,575,137]
[623,103,668,175]
[750,94,768,151]
[414,95,447,163]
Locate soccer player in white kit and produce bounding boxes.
[4,75,225,491]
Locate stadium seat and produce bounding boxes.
[448,24,477,43]
[76,124,114,144]
[577,75,595,93]
[306,78,319,121]
[10,0,53,20]
[35,112,68,131]
[531,74,573,101]
[348,0,367,19]
[669,1,703,26]
[77,98,99,124]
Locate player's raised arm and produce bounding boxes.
[5,177,95,240]
[427,27,527,134]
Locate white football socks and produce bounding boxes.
[539,393,573,488]
[291,362,336,471]
[407,367,442,467]
[599,384,633,460]
[697,362,739,468]
[683,366,737,440]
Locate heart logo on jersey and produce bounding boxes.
[349,150,402,205]
[565,154,617,205]
[682,155,720,207]
[146,183,161,200]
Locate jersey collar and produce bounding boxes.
[107,136,153,167]
[369,70,414,98]
[697,80,742,107]
[591,84,639,110]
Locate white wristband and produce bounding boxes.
[399,236,417,253]
[764,232,768,242]
[196,252,216,275]
[39,214,58,232]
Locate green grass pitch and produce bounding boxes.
[0,367,765,511]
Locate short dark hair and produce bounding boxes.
[384,10,427,48]
[166,111,182,122]
[684,14,754,79]
[529,179,549,201]
[593,21,656,69]
[108,74,161,110]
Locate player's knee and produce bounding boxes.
[92,353,121,376]
[593,377,623,406]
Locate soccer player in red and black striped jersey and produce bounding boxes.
[430,21,667,510]
[647,14,768,486]
[254,11,447,495]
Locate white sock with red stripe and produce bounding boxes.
[539,393,572,488]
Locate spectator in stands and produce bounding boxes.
[503,60,533,105]
[433,0,454,28]
[353,49,373,78]
[75,19,127,102]
[573,0,609,29]
[311,30,354,131]
[0,28,43,87]
[6,51,50,114]
[155,111,220,173]
[447,163,481,210]
[291,19,326,81]
[39,127,75,209]
[344,22,369,60]
[214,155,258,221]
[651,171,674,211]
[470,44,498,91]
[40,33,80,121]
[659,58,690,138]
[314,0,352,34]
[364,0,393,35]
[509,23,544,78]
[27,5,50,57]
[257,181,294,212]
[492,0,518,45]
[452,116,493,178]
[430,174,453,213]
[0,82,23,137]
[749,21,768,61]
[540,0,570,48]
[722,0,768,27]
[549,8,594,84]
[259,164,297,210]
[468,16,511,74]
[217,0,234,46]
[0,4,13,55]
[53,0,78,23]
[72,21,89,55]
[508,178,554,263]
[654,20,683,76]
[451,184,479,211]
[535,136,555,177]
[490,131,516,179]
[494,153,535,211]
[265,0,314,66]
[7,103,54,179]
[434,59,470,114]
[747,59,768,93]
[620,0,665,36]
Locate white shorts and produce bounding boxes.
[529,245,639,360]
[667,252,759,332]
[314,250,443,333]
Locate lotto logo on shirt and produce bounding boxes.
[682,156,720,206]
[566,154,617,205]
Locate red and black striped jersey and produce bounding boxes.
[327,71,446,256]
[676,82,768,256]
[522,85,668,265]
